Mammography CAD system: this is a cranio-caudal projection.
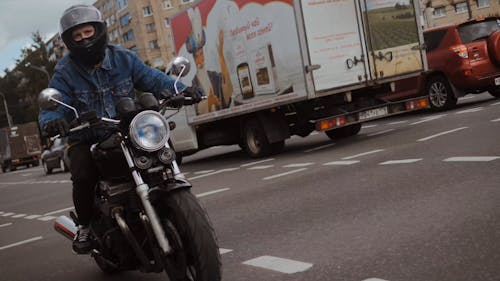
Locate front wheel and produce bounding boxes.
[426,75,457,110]
[160,190,221,281]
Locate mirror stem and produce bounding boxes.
[49,97,79,119]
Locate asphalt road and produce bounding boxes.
[1,93,499,281]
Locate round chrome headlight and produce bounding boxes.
[129,111,169,152]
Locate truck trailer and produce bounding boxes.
[0,122,42,172]
[167,0,429,160]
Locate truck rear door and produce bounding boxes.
[299,0,425,93]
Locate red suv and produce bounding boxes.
[423,17,500,110]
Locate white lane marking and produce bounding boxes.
[38,216,56,221]
[417,127,468,142]
[241,158,275,167]
[379,159,422,165]
[0,223,12,228]
[443,156,500,162]
[388,120,408,125]
[491,118,500,122]
[342,149,385,160]
[196,188,230,198]
[12,214,26,218]
[362,124,378,129]
[303,143,336,153]
[44,207,74,216]
[188,168,239,180]
[194,170,215,174]
[243,255,313,274]
[362,279,389,281]
[323,160,360,166]
[310,131,319,135]
[24,215,42,220]
[2,212,14,217]
[219,248,233,255]
[263,168,308,181]
[21,173,32,177]
[456,107,484,114]
[458,96,474,100]
[283,163,315,168]
[410,114,446,125]
[491,101,500,106]
[248,165,274,170]
[0,236,43,251]
[367,129,395,137]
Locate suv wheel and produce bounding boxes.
[426,75,457,111]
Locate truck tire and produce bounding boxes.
[426,75,457,111]
[325,123,362,140]
[43,161,52,175]
[243,119,272,158]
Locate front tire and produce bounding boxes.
[160,190,221,281]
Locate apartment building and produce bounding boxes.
[422,0,500,28]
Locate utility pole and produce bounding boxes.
[0,92,13,127]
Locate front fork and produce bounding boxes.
[120,141,175,254]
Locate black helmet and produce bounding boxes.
[60,4,108,66]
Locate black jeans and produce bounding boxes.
[68,143,99,226]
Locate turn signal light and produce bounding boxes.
[318,116,346,131]
[406,98,429,110]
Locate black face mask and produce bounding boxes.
[68,32,108,67]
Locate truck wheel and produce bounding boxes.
[243,119,272,158]
[426,75,457,111]
[325,123,362,140]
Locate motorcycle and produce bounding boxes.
[39,57,221,280]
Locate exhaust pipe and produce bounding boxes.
[54,215,77,240]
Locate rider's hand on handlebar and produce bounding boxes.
[45,118,70,137]
[182,86,204,105]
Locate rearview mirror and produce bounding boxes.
[169,56,190,77]
[38,88,62,110]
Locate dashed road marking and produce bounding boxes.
[443,156,500,162]
[196,188,230,198]
[0,223,12,228]
[362,279,389,281]
[303,143,336,153]
[388,120,408,125]
[417,127,468,142]
[456,107,484,114]
[362,124,378,129]
[263,168,308,181]
[379,159,422,165]
[490,101,500,106]
[410,114,446,125]
[241,158,275,167]
[342,149,385,160]
[283,163,315,168]
[243,255,313,274]
[219,248,233,254]
[367,129,395,137]
[0,236,43,251]
[248,165,274,170]
[323,160,360,166]
[43,207,74,216]
[491,118,500,122]
[188,168,239,180]
[194,170,215,174]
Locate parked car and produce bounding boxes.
[422,17,500,110]
[41,137,69,174]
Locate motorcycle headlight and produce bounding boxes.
[129,111,169,152]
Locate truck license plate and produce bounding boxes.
[495,77,500,86]
[358,107,388,121]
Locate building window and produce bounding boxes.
[120,13,131,26]
[476,0,490,8]
[146,23,156,33]
[163,0,173,9]
[123,30,135,42]
[117,0,128,11]
[149,40,160,49]
[455,2,468,13]
[164,18,170,28]
[433,6,446,18]
[143,6,153,17]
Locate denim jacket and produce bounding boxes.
[38,45,185,142]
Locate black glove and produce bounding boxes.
[182,86,204,104]
[45,118,69,137]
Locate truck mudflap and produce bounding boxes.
[313,96,429,132]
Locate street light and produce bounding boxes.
[0,92,13,127]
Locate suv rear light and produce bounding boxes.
[450,44,468,59]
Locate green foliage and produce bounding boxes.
[0,31,56,127]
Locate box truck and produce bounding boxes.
[0,122,42,172]
[168,0,429,160]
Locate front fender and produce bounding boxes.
[149,178,192,201]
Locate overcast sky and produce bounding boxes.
[0,0,96,76]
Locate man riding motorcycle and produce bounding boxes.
[38,4,202,254]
